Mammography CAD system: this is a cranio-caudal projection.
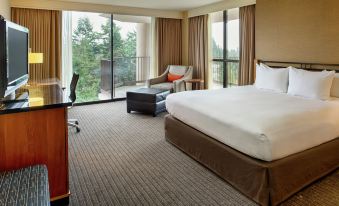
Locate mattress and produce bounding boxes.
[166,86,339,161]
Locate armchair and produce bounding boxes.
[147,65,193,92]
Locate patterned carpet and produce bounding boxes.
[68,101,339,206]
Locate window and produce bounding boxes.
[210,8,239,89]
[70,12,112,103]
[113,15,151,98]
[62,12,152,103]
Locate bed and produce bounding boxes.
[164,60,339,206]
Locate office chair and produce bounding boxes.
[68,73,80,132]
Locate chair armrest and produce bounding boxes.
[146,67,170,87]
[147,75,167,87]
[172,67,194,92]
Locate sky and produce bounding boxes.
[212,19,239,51]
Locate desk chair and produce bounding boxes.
[68,73,80,132]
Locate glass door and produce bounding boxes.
[112,15,152,98]
[63,12,153,103]
[71,11,112,103]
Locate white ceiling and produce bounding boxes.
[59,0,225,11]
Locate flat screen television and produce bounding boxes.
[0,16,29,100]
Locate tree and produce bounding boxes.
[115,31,137,85]
[72,16,138,102]
[72,17,101,102]
[211,38,239,86]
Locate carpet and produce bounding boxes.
[68,101,339,206]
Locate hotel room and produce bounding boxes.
[0,0,338,205]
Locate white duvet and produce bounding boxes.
[166,86,339,161]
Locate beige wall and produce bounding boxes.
[188,0,255,17]
[0,0,10,19]
[11,0,184,19]
[256,0,339,64]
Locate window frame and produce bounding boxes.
[212,10,240,88]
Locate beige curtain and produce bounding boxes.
[156,18,182,75]
[11,8,61,84]
[188,15,209,89]
[239,5,255,85]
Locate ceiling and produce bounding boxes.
[59,0,225,11]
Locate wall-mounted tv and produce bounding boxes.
[0,16,29,100]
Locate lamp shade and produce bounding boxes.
[29,53,44,64]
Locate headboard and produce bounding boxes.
[254,59,339,73]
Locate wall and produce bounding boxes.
[11,0,184,19]
[188,0,255,17]
[256,0,339,64]
[0,0,10,19]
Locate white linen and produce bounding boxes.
[255,63,289,93]
[288,68,335,100]
[166,86,339,161]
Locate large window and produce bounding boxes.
[71,12,112,103]
[63,12,151,103]
[210,8,239,89]
[113,15,151,98]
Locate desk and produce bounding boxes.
[0,84,71,203]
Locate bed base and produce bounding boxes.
[164,114,339,206]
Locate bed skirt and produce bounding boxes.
[164,114,339,206]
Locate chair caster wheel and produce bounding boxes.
[75,121,79,125]
[76,128,80,133]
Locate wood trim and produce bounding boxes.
[50,191,70,202]
[255,59,339,72]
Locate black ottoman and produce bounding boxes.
[127,88,170,117]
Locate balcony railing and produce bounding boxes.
[100,57,150,92]
[212,60,239,87]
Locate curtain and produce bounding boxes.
[61,11,73,88]
[11,8,62,84]
[239,5,255,85]
[188,15,209,89]
[156,18,182,75]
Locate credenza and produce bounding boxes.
[0,84,71,204]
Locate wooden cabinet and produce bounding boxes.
[0,107,69,201]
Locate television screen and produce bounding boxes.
[0,19,29,100]
[7,26,28,84]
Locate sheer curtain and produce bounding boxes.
[61,11,73,88]
[239,5,256,85]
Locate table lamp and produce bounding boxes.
[28,48,44,64]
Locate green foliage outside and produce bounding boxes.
[72,17,137,102]
[212,39,239,86]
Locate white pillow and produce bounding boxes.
[287,67,335,100]
[330,73,339,98]
[255,63,289,93]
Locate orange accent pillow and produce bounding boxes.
[167,73,183,82]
